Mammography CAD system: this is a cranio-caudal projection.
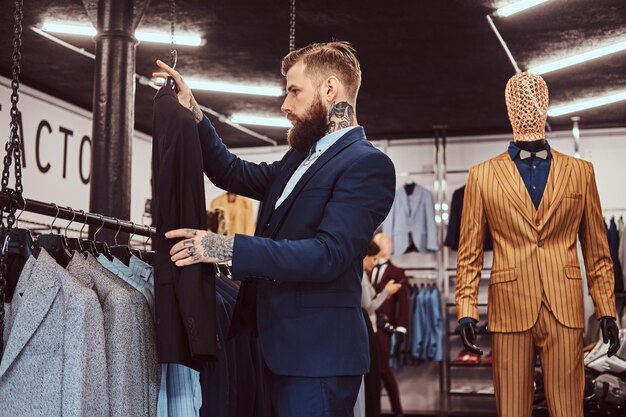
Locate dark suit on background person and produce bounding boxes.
[196,115,396,415]
[370,260,408,415]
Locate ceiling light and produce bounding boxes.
[529,40,626,75]
[186,79,283,97]
[548,90,626,117]
[231,114,291,128]
[41,21,203,46]
[495,0,550,17]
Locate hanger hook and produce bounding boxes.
[145,229,152,251]
[16,197,26,227]
[65,207,76,237]
[114,219,122,245]
[79,209,87,239]
[50,203,60,234]
[129,223,137,246]
[94,215,105,241]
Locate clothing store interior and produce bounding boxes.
[0,0,625,416]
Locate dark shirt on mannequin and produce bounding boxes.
[508,140,551,209]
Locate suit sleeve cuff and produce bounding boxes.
[459,317,478,326]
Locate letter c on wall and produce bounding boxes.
[35,120,52,173]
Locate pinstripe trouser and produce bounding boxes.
[492,302,584,417]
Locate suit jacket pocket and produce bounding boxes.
[564,265,582,280]
[565,193,582,199]
[299,291,358,308]
[489,268,516,285]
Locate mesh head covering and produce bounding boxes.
[505,72,549,141]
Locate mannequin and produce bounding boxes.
[371,233,408,417]
[456,72,619,417]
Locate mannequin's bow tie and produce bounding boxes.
[520,149,548,160]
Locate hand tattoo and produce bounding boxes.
[186,229,198,236]
[201,232,234,261]
[189,93,204,123]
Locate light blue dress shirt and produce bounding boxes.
[275,125,359,208]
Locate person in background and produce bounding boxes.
[355,240,402,417]
[362,240,402,330]
[370,233,408,416]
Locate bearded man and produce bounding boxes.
[153,41,396,417]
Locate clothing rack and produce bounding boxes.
[0,192,156,238]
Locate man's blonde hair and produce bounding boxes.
[281,41,362,101]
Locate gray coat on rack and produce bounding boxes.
[68,253,160,417]
[383,183,439,255]
[0,250,109,417]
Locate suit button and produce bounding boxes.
[538,240,544,247]
[535,220,540,226]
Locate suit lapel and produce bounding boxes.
[255,150,306,236]
[264,128,363,238]
[0,255,60,378]
[541,150,572,225]
[490,153,536,228]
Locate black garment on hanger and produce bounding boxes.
[445,185,493,251]
[404,181,416,196]
[152,78,217,370]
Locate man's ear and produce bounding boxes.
[324,76,339,103]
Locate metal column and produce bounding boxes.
[82,0,149,243]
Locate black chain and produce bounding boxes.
[0,0,24,357]
[289,0,296,52]
[170,0,176,68]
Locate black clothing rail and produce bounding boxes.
[0,192,155,237]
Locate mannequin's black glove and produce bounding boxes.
[377,314,395,336]
[394,328,407,348]
[600,316,620,357]
[459,321,483,356]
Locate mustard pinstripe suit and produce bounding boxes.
[456,149,616,417]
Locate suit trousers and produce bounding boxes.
[492,302,584,417]
[375,332,403,414]
[265,367,361,417]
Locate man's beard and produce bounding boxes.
[287,96,328,153]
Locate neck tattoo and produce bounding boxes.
[326,101,355,134]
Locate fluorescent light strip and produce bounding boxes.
[548,90,626,117]
[153,77,283,97]
[231,114,291,128]
[529,40,626,75]
[41,22,203,46]
[186,79,283,97]
[496,0,550,17]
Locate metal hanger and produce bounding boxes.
[110,219,132,266]
[77,209,99,257]
[65,207,88,258]
[94,215,114,261]
[6,198,35,259]
[36,204,73,267]
[128,224,143,260]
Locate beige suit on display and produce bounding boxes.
[456,149,616,417]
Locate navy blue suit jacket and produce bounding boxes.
[197,117,396,377]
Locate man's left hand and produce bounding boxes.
[166,228,234,266]
[600,316,621,357]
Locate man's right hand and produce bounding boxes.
[459,320,483,355]
[153,59,204,122]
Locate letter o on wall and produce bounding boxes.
[79,135,91,185]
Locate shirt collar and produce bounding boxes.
[508,140,551,161]
[311,125,359,155]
